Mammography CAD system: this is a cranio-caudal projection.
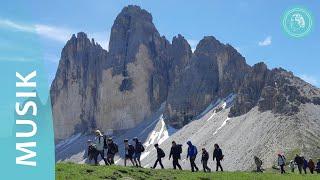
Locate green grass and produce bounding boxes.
[56,162,320,180]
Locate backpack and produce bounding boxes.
[103,135,107,149]
[128,144,135,155]
[194,146,198,156]
[177,145,182,154]
[159,148,165,158]
[281,155,286,164]
[113,143,119,153]
[139,143,145,152]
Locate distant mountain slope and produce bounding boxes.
[55,95,320,171]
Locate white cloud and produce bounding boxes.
[34,24,73,42]
[0,18,109,49]
[258,36,272,46]
[299,74,319,87]
[0,19,34,32]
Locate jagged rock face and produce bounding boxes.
[165,36,250,128]
[51,6,171,140]
[50,33,107,140]
[229,66,320,117]
[229,62,269,117]
[51,5,320,140]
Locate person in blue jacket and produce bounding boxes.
[303,156,308,174]
[186,141,199,172]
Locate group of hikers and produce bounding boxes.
[289,154,320,174]
[87,130,224,172]
[88,130,320,174]
[254,153,320,174]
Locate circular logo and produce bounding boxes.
[282,7,313,38]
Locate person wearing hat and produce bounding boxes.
[124,139,135,166]
[106,137,118,165]
[94,130,108,165]
[87,139,98,164]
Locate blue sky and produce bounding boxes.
[1,0,319,87]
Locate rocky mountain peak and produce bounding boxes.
[51,5,320,140]
[119,5,153,22]
[194,36,224,55]
[108,5,156,54]
[170,34,192,67]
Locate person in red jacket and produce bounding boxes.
[308,159,315,174]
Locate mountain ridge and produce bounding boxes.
[50,5,320,141]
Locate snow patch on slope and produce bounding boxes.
[212,117,230,136]
[141,115,176,161]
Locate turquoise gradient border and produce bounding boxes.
[0,3,55,180]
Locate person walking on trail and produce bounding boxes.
[201,148,211,172]
[133,137,144,167]
[294,154,303,174]
[277,154,286,174]
[152,143,165,169]
[106,138,118,165]
[213,144,224,172]
[315,159,320,174]
[289,160,295,173]
[187,141,199,172]
[169,141,182,170]
[124,139,135,166]
[94,130,108,165]
[308,159,315,174]
[254,156,263,172]
[87,140,98,165]
[302,156,308,174]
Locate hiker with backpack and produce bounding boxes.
[169,141,182,170]
[152,143,165,169]
[87,139,98,165]
[187,141,199,172]
[254,156,263,172]
[308,159,315,174]
[294,154,303,174]
[277,154,286,174]
[302,156,308,174]
[133,137,145,167]
[94,130,108,165]
[201,148,211,172]
[213,143,224,172]
[315,159,320,174]
[124,139,135,166]
[289,160,295,173]
[106,137,118,165]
